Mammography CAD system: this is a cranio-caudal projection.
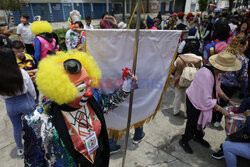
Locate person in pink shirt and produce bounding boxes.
[150,21,158,30]
[179,51,241,154]
[100,12,117,29]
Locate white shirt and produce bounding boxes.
[17,23,35,44]
[84,25,94,30]
[0,69,36,100]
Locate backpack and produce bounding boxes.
[178,56,198,88]
[182,38,200,54]
[203,41,223,61]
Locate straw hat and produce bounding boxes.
[209,51,242,71]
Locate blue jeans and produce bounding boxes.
[109,127,144,150]
[5,94,35,148]
[223,141,250,167]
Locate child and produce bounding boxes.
[12,40,39,103]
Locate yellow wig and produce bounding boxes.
[36,51,102,105]
[31,21,53,35]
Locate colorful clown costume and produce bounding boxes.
[22,51,131,167]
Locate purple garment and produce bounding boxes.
[100,19,113,29]
[186,67,221,129]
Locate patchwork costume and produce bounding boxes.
[23,51,131,167]
[66,10,85,51]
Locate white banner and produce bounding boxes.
[86,29,181,131]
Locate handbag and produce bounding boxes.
[228,128,250,143]
[225,106,246,136]
[178,56,198,88]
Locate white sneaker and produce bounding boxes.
[213,122,221,128]
[17,148,24,156]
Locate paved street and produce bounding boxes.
[0,84,249,167]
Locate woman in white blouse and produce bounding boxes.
[0,47,36,156]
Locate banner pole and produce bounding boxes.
[121,0,142,166]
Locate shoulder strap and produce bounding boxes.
[178,55,186,64]
[204,66,216,98]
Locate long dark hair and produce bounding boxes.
[237,21,248,36]
[0,47,24,96]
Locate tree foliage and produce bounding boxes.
[0,0,22,11]
[198,0,209,12]
[53,28,68,51]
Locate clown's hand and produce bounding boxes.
[121,67,138,92]
[122,75,138,92]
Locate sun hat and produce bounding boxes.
[209,51,242,71]
[118,21,127,29]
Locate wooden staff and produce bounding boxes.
[121,0,142,166]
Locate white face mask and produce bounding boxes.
[77,80,92,106]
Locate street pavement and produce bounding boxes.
[0,84,249,167]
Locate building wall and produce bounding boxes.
[185,0,199,13]
[12,1,112,25]
[159,0,170,13]
[174,0,186,13]
[21,0,106,3]
[159,0,186,14]
[217,0,229,8]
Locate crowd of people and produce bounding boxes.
[0,7,250,167]
[167,9,250,167]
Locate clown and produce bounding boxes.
[66,10,86,51]
[31,20,57,63]
[23,51,136,166]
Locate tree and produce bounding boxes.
[198,0,209,12]
[0,0,21,11]
[0,0,21,27]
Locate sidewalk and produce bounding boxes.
[0,84,249,166]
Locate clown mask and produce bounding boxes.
[21,16,28,25]
[64,59,93,108]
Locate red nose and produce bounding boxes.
[83,90,93,98]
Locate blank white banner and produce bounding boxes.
[86,29,181,131]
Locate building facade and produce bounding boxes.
[216,0,229,8]
[159,0,186,13]
[184,0,199,13]
[12,0,112,25]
